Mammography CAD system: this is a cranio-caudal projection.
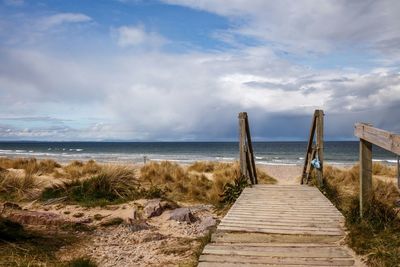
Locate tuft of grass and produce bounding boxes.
[41,165,140,206]
[320,164,400,266]
[0,170,38,201]
[0,157,60,175]
[188,161,216,173]
[372,162,397,177]
[62,160,102,179]
[220,174,248,205]
[65,257,97,267]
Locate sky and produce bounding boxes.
[0,0,399,141]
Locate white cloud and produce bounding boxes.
[38,13,92,30]
[115,25,166,48]
[162,0,400,61]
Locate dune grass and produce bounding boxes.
[0,157,61,175]
[60,160,102,179]
[318,163,400,266]
[1,157,276,207]
[140,161,276,206]
[0,170,38,201]
[41,165,140,206]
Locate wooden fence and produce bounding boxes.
[301,110,324,186]
[354,123,400,217]
[238,112,258,184]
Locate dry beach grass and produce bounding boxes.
[0,157,276,266]
[1,157,399,266]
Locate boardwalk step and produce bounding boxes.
[197,185,360,266]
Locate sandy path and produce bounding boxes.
[258,165,302,185]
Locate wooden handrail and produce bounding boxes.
[354,123,400,217]
[354,123,400,155]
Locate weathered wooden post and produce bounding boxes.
[301,109,324,186]
[354,122,400,217]
[397,156,400,189]
[238,112,257,184]
[359,137,372,218]
[239,112,248,180]
[316,110,324,186]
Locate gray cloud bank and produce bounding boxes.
[0,1,399,141]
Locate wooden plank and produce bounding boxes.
[316,110,324,186]
[224,213,344,221]
[359,138,372,218]
[222,218,341,227]
[245,147,255,184]
[223,215,343,223]
[225,210,343,217]
[207,243,338,247]
[245,114,258,184]
[199,255,355,266]
[203,245,350,257]
[211,232,343,244]
[354,123,400,155]
[218,226,343,236]
[198,263,353,267]
[238,112,248,182]
[218,222,342,232]
[302,110,318,184]
[199,256,354,266]
[398,155,400,189]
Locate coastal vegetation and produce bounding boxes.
[318,164,400,266]
[0,157,276,266]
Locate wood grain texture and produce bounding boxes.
[198,185,362,266]
[354,123,400,155]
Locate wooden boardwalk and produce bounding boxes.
[199,185,362,266]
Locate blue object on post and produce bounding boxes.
[311,157,321,170]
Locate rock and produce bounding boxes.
[168,208,196,223]
[199,216,217,231]
[143,199,164,218]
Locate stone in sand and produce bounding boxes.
[168,208,196,223]
[143,199,165,218]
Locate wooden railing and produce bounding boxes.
[301,110,324,186]
[354,123,400,217]
[238,112,257,184]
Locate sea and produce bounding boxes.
[0,141,398,166]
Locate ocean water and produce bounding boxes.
[0,141,397,165]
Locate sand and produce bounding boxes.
[258,164,303,185]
